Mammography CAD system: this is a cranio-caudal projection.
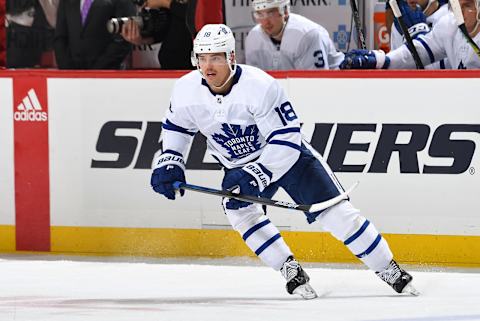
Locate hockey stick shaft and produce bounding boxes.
[350,0,367,49]
[459,24,480,58]
[389,0,425,69]
[173,181,358,213]
[450,0,480,59]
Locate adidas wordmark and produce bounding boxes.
[14,89,48,122]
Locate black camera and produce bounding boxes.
[107,7,170,38]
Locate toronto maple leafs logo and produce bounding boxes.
[212,124,261,159]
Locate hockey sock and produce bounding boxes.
[241,215,293,271]
[343,217,393,272]
[317,201,393,272]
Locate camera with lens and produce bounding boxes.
[107,1,170,38]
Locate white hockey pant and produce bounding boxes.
[223,199,292,271]
[316,200,393,272]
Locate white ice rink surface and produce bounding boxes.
[1,255,480,321]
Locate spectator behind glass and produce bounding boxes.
[245,0,344,70]
[38,0,60,66]
[0,0,5,67]
[54,0,135,69]
[6,0,56,68]
[121,0,194,69]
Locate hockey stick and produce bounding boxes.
[389,0,425,69]
[450,0,480,59]
[350,0,367,49]
[173,181,359,213]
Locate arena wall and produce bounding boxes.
[1,70,479,266]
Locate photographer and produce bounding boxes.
[54,0,135,69]
[121,0,193,69]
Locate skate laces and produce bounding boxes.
[377,261,402,285]
[281,260,300,282]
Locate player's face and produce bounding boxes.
[254,7,285,37]
[198,53,230,88]
[459,0,479,32]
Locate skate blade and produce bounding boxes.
[293,283,318,300]
[402,283,420,296]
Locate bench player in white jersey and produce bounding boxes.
[340,0,480,70]
[245,0,344,70]
[150,24,418,299]
[388,0,450,69]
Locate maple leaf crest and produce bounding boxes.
[212,123,261,159]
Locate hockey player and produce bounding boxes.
[244,0,344,70]
[386,0,450,69]
[150,24,418,299]
[340,0,480,70]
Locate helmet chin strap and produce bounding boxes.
[470,1,480,36]
[210,64,237,91]
[270,19,287,39]
[196,53,237,92]
[477,1,480,31]
[270,7,289,40]
[471,19,480,36]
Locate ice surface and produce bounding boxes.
[1,255,479,321]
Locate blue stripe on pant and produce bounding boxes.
[343,219,382,259]
[355,234,382,258]
[255,233,282,255]
[242,219,281,255]
[243,219,271,241]
[344,220,370,245]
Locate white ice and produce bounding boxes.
[1,255,480,321]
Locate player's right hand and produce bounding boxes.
[222,168,260,210]
[221,162,271,210]
[340,49,389,70]
[150,150,186,200]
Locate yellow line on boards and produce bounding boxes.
[1,225,478,267]
[0,225,16,252]
[45,226,480,267]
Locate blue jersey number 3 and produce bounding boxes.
[274,101,298,126]
[313,50,325,68]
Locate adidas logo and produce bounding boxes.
[14,89,48,122]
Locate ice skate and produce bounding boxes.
[376,260,420,296]
[281,256,317,300]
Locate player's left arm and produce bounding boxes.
[341,15,450,70]
[295,28,344,70]
[221,81,301,204]
[387,16,448,69]
[253,81,302,183]
[321,28,346,69]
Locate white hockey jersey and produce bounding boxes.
[161,65,302,182]
[387,12,480,69]
[390,4,450,69]
[245,13,344,70]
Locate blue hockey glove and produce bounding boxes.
[393,0,430,39]
[222,163,272,210]
[150,150,186,200]
[340,49,390,69]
